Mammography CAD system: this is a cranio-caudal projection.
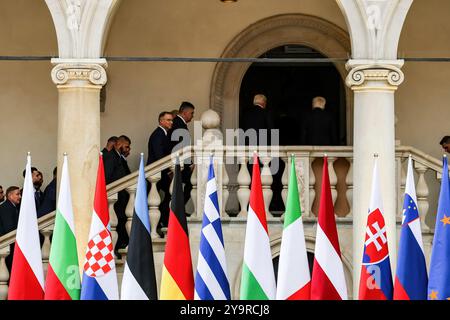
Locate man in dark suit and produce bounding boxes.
[102,136,118,154]
[103,135,132,253]
[22,167,44,209]
[0,186,21,274]
[168,101,195,205]
[147,111,173,235]
[301,96,337,146]
[243,94,274,146]
[37,167,57,218]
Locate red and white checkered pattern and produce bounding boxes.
[84,229,115,277]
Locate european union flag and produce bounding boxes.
[428,156,450,300]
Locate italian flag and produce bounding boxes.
[240,153,276,300]
[276,155,311,300]
[44,155,80,300]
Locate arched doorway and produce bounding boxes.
[210,14,352,144]
[239,44,347,146]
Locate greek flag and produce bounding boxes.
[194,157,231,300]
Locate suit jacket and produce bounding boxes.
[37,178,56,218]
[103,149,129,185]
[147,127,171,165]
[0,200,19,236]
[243,105,274,146]
[301,108,337,146]
[168,115,190,151]
[121,155,131,175]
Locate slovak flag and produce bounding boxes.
[80,154,119,300]
[359,156,393,300]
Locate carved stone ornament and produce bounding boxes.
[51,63,107,87]
[346,64,404,91]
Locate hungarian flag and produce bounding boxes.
[276,155,310,300]
[311,156,348,300]
[8,154,45,299]
[359,156,393,300]
[240,153,276,300]
[45,154,80,300]
[394,156,428,300]
[121,154,158,300]
[160,161,194,299]
[80,155,119,300]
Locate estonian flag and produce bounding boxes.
[121,153,157,299]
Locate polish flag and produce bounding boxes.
[8,154,45,300]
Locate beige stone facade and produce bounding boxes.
[0,0,449,299]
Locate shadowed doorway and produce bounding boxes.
[239,45,347,214]
[239,44,347,146]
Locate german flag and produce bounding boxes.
[160,161,194,300]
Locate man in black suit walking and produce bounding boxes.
[168,101,195,205]
[301,96,337,146]
[0,186,21,274]
[104,135,132,253]
[147,111,173,235]
[37,167,57,218]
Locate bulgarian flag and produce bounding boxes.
[160,161,194,300]
[240,153,276,300]
[276,155,311,300]
[8,154,44,300]
[44,154,80,300]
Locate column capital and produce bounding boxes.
[51,58,108,88]
[345,59,405,92]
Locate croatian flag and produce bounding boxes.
[194,156,231,300]
[394,156,428,300]
[80,154,119,300]
[359,156,393,300]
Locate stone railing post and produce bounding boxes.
[125,186,137,237]
[189,163,198,218]
[345,157,354,218]
[108,194,118,252]
[0,246,10,300]
[414,161,430,232]
[309,157,316,218]
[148,172,162,239]
[281,154,289,207]
[41,225,54,279]
[222,160,229,218]
[237,154,251,218]
[260,155,273,217]
[327,156,338,205]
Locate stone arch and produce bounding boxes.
[232,232,353,299]
[210,13,352,143]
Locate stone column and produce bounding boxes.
[346,60,404,298]
[51,59,107,270]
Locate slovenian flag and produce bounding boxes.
[276,155,310,300]
[194,156,231,300]
[394,156,428,300]
[359,156,393,300]
[80,154,119,300]
[240,153,276,300]
[121,153,158,300]
[160,160,194,299]
[311,156,347,300]
[45,154,81,300]
[8,153,45,300]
